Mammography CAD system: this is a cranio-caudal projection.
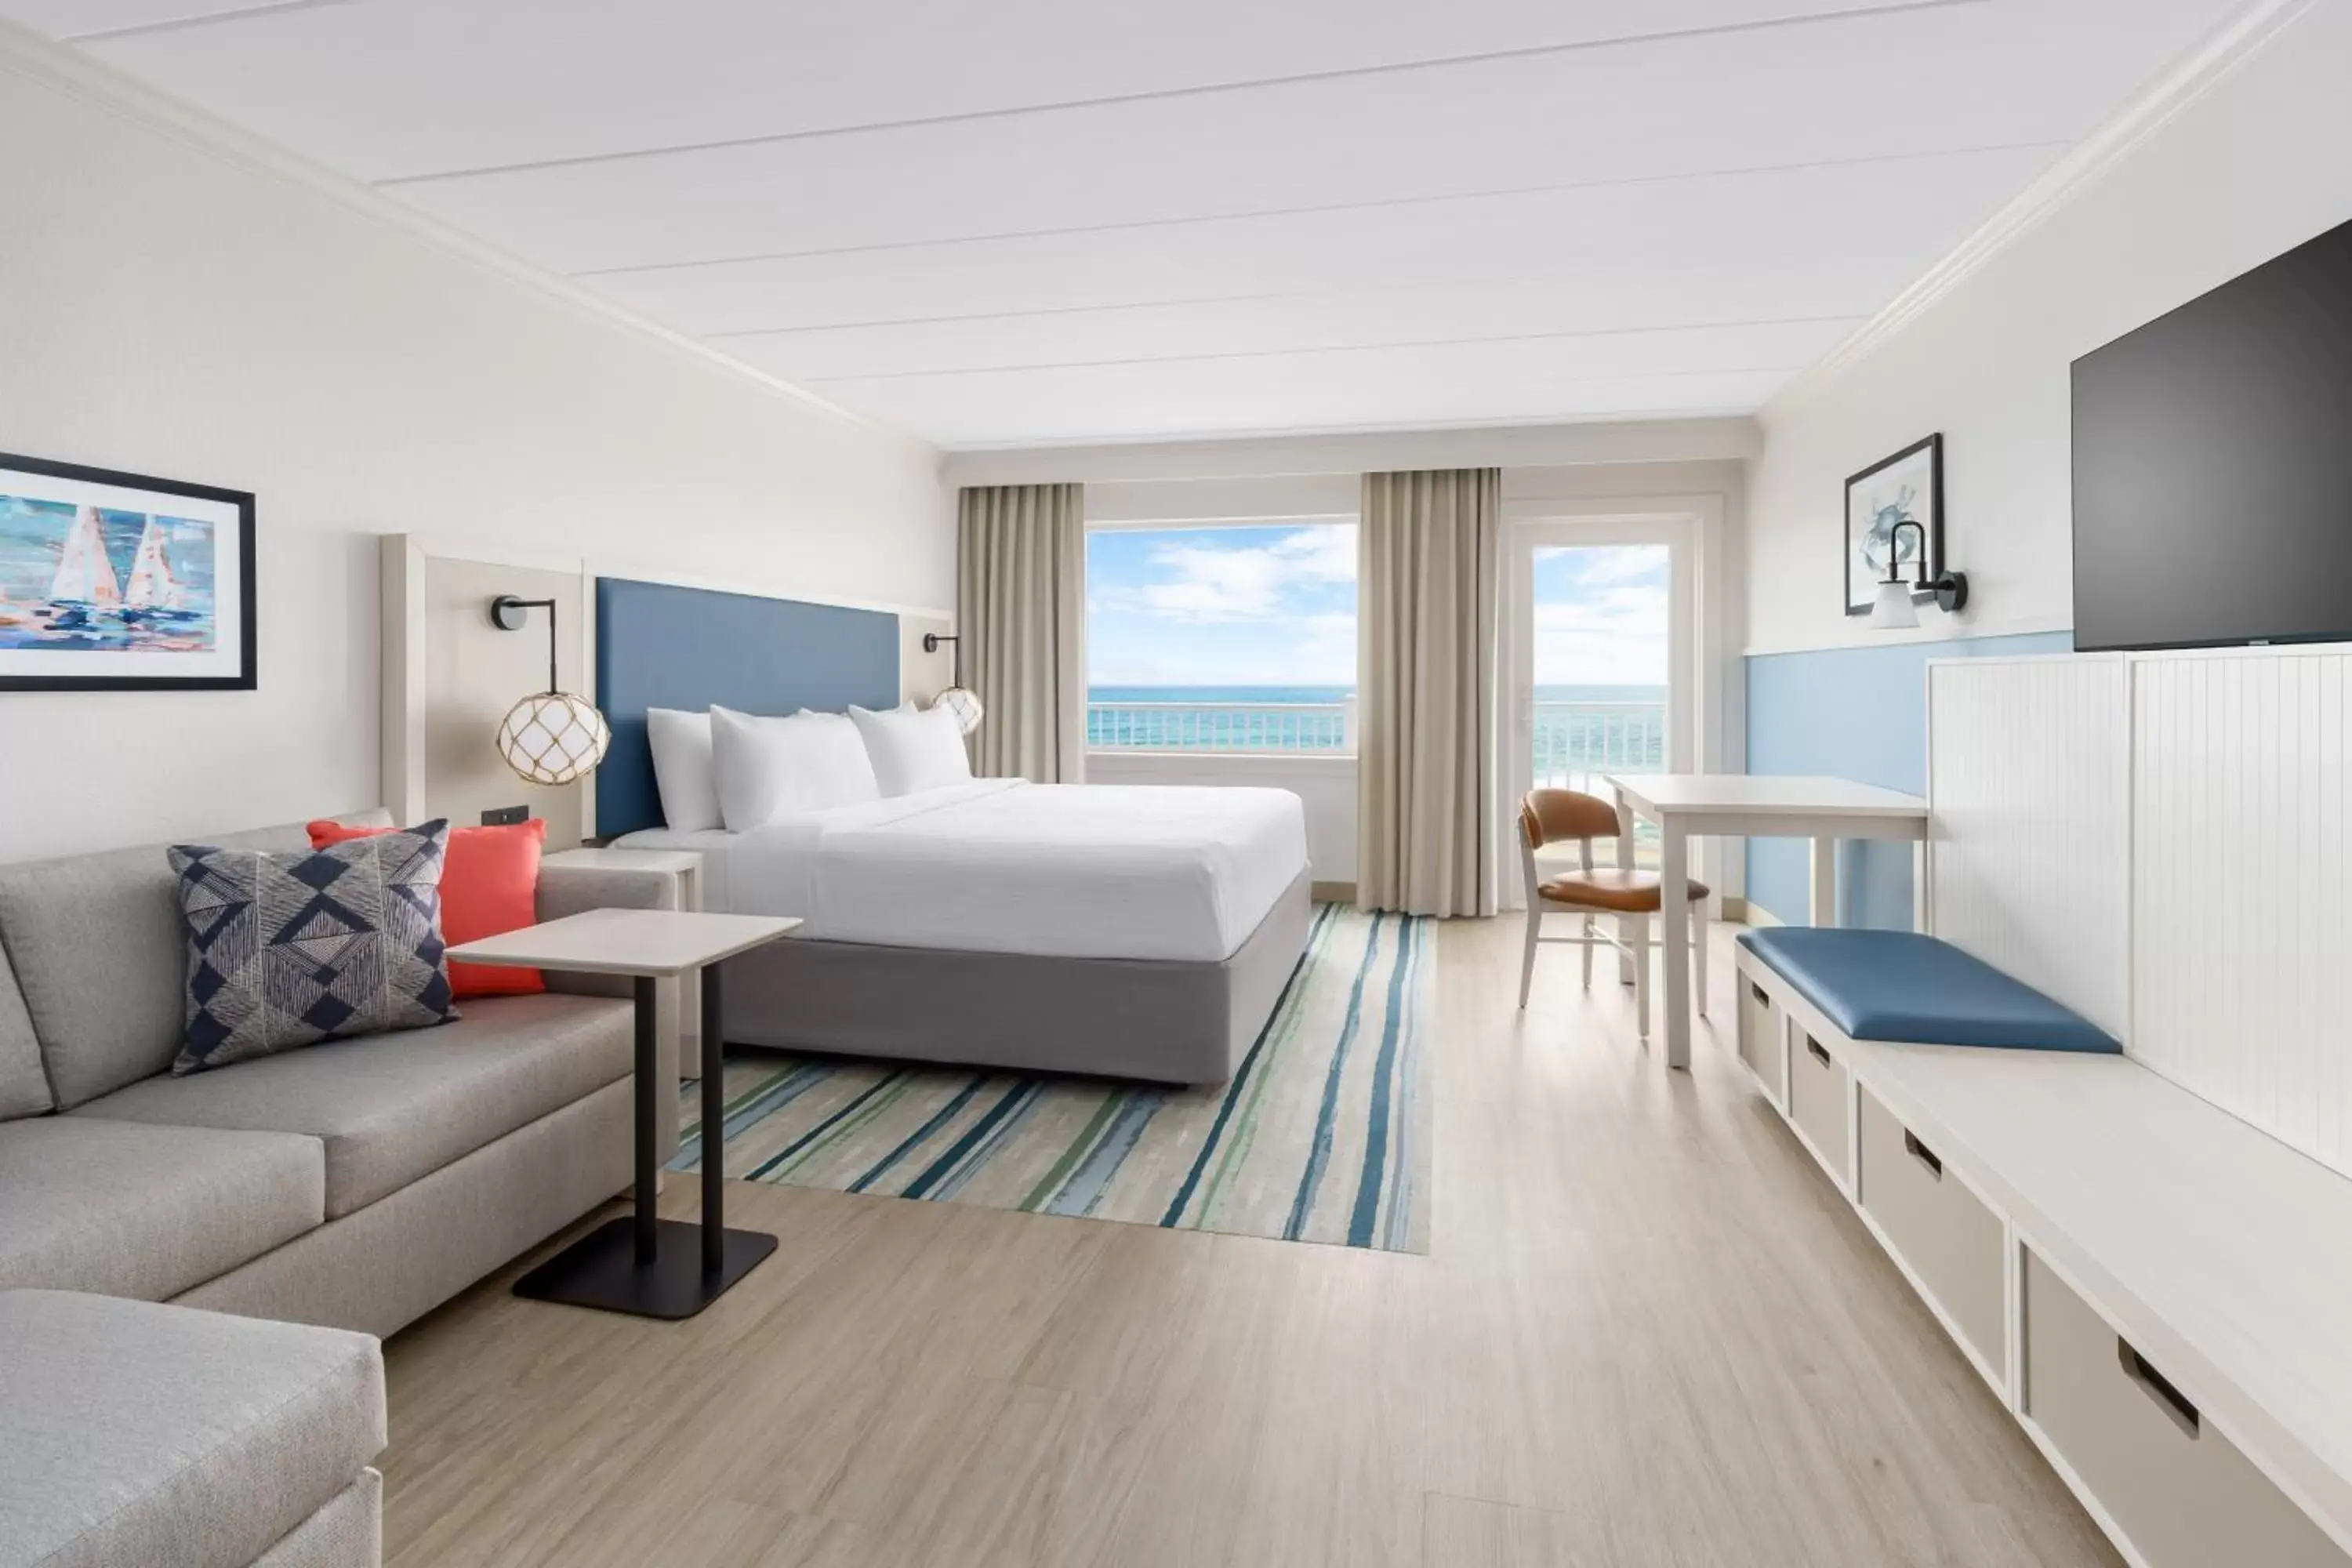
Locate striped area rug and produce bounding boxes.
[671,904,1432,1252]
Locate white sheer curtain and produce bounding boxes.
[956,483,1087,783]
[1356,468,1501,917]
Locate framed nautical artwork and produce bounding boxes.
[0,452,256,691]
[1844,434,1944,616]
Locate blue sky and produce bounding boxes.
[1087,524,1356,687]
[1084,525,1668,689]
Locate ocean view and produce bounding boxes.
[1087,684,1668,778]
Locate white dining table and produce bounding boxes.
[1601,773,1930,1070]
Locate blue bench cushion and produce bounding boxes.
[1737,927,2120,1054]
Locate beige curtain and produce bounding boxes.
[957,483,1086,782]
[1357,468,1501,917]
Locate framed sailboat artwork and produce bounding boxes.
[0,452,256,691]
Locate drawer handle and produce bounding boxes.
[1902,1130,1944,1179]
[1806,1037,1831,1067]
[1750,982,1770,1006]
[2118,1338,2201,1438]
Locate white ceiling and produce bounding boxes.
[11,0,2247,448]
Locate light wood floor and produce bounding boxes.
[378,919,2122,1568]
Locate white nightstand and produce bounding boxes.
[543,847,707,1083]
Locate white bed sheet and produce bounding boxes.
[615,779,1308,963]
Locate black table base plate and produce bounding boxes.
[513,1218,778,1320]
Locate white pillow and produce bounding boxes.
[710,706,881,830]
[849,703,974,797]
[645,707,722,832]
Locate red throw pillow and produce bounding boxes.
[307,818,546,999]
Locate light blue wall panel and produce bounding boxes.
[1744,630,2074,927]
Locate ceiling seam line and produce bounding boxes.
[368,0,1989,187]
[727,317,1872,380]
[61,0,356,44]
[806,361,1820,390]
[561,138,2068,281]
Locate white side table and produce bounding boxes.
[451,908,800,1320]
[544,847,706,1084]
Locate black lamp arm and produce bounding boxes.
[923,631,961,685]
[1881,520,1969,613]
[490,595,561,694]
[1886,518,1929,589]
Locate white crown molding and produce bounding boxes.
[943,416,1761,486]
[0,16,934,457]
[1765,0,2317,412]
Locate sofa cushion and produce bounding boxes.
[72,992,633,1218]
[0,1117,325,1300]
[0,813,391,1109]
[169,822,459,1076]
[310,816,549,1000]
[0,952,49,1121]
[1737,927,2122,1053]
[0,1289,384,1568]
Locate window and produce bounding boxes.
[1086,523,1357,753]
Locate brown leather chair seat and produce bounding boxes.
[1537,867,1711,913]
[1515,785,1708,1035]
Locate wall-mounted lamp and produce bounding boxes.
[921,632,985,737]
[1867,518,1969,630]
[488,594,611,786]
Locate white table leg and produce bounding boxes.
[1661,820,1691,1070]
[1912,838,1929,934]
[1809,837,1838,927]
[1612,782,1638,985]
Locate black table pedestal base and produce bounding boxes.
[513,1218,778,1320]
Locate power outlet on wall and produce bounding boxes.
[481,805,529,826]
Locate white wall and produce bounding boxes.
[1746,0,2352,656]
[0,27,952,862]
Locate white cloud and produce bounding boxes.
[1135,524,1355,622]
[1554,546,1668,588]
[1534,581,1668,686]
[1534,583,1668,636]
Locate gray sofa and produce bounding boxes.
[2,1290,386,1568]
[0,812,684,1566]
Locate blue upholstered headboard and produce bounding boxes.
[594,577,900,838]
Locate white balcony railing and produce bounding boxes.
[1087,699,1356,754]
[1082,696,1663,772]
[1530,699,1668,791]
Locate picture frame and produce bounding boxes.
[1843,434,1943,617]
[0,452,256,691]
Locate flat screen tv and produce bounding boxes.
[2071,216,2352,652]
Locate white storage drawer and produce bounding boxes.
[1856,1088,2005,1374]
[1786,1031,1849,1185]
[2022,1249,2350,1568]
[1738,980,1784,1101]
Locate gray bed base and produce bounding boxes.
[713,871,1313,1085]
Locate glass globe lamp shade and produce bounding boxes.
[931,685,985,736]
[495,691,612,786]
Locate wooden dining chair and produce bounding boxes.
[1516,786,1710,1039]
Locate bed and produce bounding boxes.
[589,574,1311,1083]
[616,780,1311,1083]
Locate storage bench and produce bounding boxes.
[1733,932,2352,1568]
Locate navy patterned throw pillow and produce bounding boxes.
[168,820,459,1075]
